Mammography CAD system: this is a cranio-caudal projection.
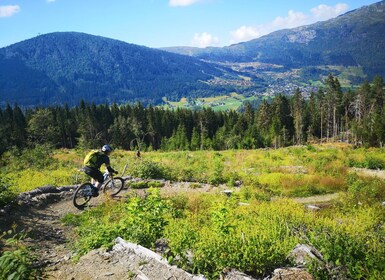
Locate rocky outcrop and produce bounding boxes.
[50,237,207,280]
[287,244,324,267]
[270,268,314,280]
[0,185,76,216]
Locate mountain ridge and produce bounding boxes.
[0,32,238,107]
[162,0,385,78]
[1,1,384,107]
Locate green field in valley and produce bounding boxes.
[162,92,265,111]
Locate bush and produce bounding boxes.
[63,188,172,254]
[6,145,56,170]
[131,160,169,179]
[147,181,165,188]
[364,157,385,170]
[207,155,225,185]
[348,156,385,170]
[129,181,148,189]
[0,231,39,279]
[0,178,16,208]
[128,180,164,189]
[307,206,385,279]
[345,176,385,205]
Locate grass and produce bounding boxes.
[62,188,385,279]
[2,144,385,279]
[1,144,385,200]
[161,93,261,111]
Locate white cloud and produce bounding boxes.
[311,3,349,20]
[230,10,307,44]
[47,0,57,3]
[169,0,205,7]
[0,5,20,18]
[191,32,219,48]
[271,10,308,29]
[230,25,263,44]
[229,3,349,45]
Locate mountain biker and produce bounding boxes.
[83,144,118,197]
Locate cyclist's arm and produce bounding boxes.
[104,156,118,174]
[107,165,118,174]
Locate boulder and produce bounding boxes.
[305,205,321,211]
[287,244,324,267]
[271,268,314,280]
[113,237,206,280]
[220,269,256,280]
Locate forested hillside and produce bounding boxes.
[1,2,385,108]
[164,1,385,79]
[0,32,243,107]
[1,75,384,155]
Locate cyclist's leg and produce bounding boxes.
[84,167,103,195]
[84,167,102,184]
[94,172,104,189]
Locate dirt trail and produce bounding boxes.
[0,180,340,279]
[0,182,227,279]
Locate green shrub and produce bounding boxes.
[147,181,165,188]
[5,145,56,170]
[307,207,385,279]
[364,157,385,170]
[306,144,317,152]
[63,189,385,279]
[130,181,149,189]
[0,178,16,208]
[226,171,241,187]
[165,198,302,279]
[239,186,270,201]
[127,180,164,189]
[0,231,39,279]
[208,156,225,185]
[131,160,169,179]
[63,188,172,254]
[346,177,385,205]
[348,156,385,170]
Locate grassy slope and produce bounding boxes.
[2,143,385,279]
[3,143,384,199]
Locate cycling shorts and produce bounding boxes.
[84,166,104,183]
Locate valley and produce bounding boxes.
[1,1,384,107]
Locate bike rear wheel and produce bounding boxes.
[73,182,93,208]
[103,177,124,196]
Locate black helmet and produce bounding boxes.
[101,144,113,153]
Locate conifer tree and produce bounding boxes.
[292,88,305,144]
[324,74,343,140]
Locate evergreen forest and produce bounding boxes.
[2,75,384,155]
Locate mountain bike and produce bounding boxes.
[72,171,125,209]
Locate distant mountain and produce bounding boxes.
[0,32,243,107]
[163,0,385,79]
[2,1,384,108]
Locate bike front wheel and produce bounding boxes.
[73,183,93,208]
[103,177,124,196]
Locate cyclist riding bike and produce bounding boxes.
[83,144,118,197]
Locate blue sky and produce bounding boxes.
[0,0,379,49]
